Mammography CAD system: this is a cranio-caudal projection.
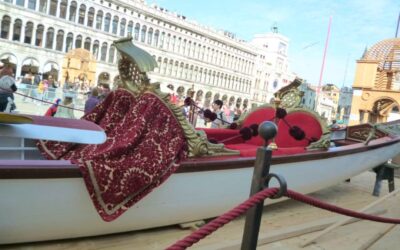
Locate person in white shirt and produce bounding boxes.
[210,99,227,128]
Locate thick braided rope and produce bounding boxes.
[166,187,280,250]
[287,189,400,223]
[0,86,84,112]
[167,188,400,250]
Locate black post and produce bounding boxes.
[241,121,277,250]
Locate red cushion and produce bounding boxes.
[275,112,322,148]
[242,107,276,146]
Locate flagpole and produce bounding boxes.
[396,11,400,38]
[316,16,332,114]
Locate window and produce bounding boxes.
[100,42,108,61]
[92,40,99,59]
[45,28,55,49]
[273,79,278,89]
[65,32,73,52]
[49,0,57,16]
[95,11,103,30]
[147,28,153,45]
[78,4,86,24]
[134,23,140,41]
[87,8,95,27]
[39,0,47,13]
[24,22,34,44]
[104,13,111,32]
[55,30,64,51]
[69,1,77,22]
[16,0,25,7]
[35,25,44,46]
[278,42,287,55]
[154,30,159,47]
[140,25,147,43]
[28,0,36,10]
[127,21,133,36]
[59,0,68,19]
[112,16,119,34]
[84,37,91,51]
[108,46,115,63]
[119,18,126,36]
[12,19,22,41]
[75,35,82,48]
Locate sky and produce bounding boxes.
[152,0,400,87]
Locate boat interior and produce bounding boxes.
[0,107,392,162]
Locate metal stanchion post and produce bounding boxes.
[241,121,278,250]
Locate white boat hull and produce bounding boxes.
[1,140,399,244]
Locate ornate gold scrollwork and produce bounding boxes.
[114,37,239,157]
[274,78,304,109]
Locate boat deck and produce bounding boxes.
[2,171,400,250]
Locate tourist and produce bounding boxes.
[234,104,242,121]
[182,100,190,119]
[329,119,340,129]
[54,95,75,119]
[0,66,17,112]
[210,99,227,128]
[99,84,111,100]
[84,87,101,114]
[33,73,41,86]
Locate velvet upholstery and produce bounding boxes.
[241,107,276,146]
[38,89,188,221]
[209,107,323,157]
[275,111,323,147]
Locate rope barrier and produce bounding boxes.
[167,188,400,250]
[166,188,280,250]
[0,86,85,112]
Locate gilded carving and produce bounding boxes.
[114,37,239,157]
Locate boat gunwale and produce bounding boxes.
[1,136,399,179]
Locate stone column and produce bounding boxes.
[16,63,22,79]
[56,0,61,17]
[51,30,56,50]
[20,20,25,43]
[32,25,37,46]
[42,28,47,48]
[62,33,67,52]
[46,0,50,15]
[66,1,70,21]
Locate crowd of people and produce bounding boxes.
[0,59,111,119]
[176,93,248,128]
[43,84,111,119]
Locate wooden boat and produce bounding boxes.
[1,38,400,245]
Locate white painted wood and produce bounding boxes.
[1,140,400,244]
[0,123,106,144]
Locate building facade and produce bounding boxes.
[321,83,340,121]
[249,33,295,106]
[0,0,294,110]
[337,87,353,124]
[299,82,317,111]
[349,38,400,125]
